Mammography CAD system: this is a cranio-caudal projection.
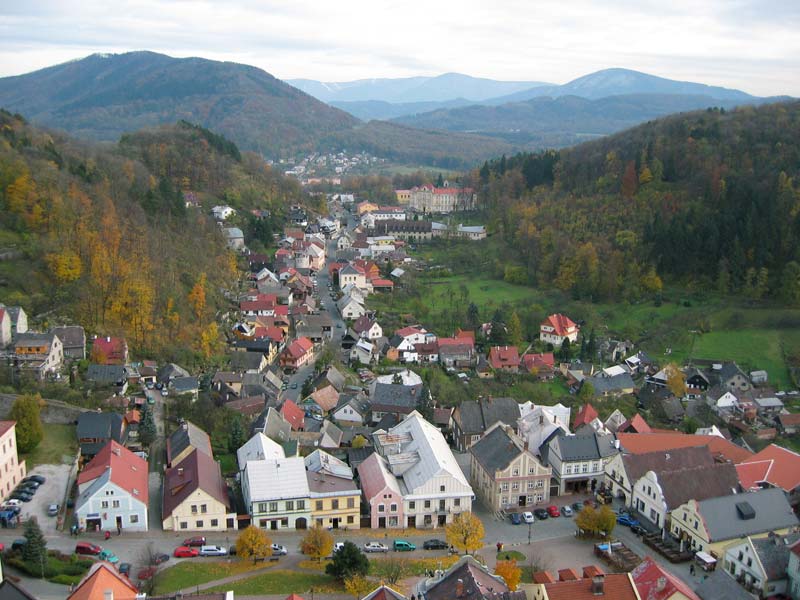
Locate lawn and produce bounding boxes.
[22,423,78,467]
[205,569,341,595]
[369,554,460,578]
[496,550,526,562]
[216,452,238,476]
[151,560,274,595]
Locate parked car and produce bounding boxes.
[26,475,46,485]
[510,513,521,525]
[183,536,206,547]
[4,499,21,508]
[11,539,26,552]
[99,549,119,564]
[423,539,448,550]
[393,540,416,552]
[118,563,131,576]
[617,514,641,528]
[271,543,288,556]
[10,491,33,502]
[561,506,574,517]
[522,511,535,524]
[547,505,561,518]
[47,504,59,516]
[533,508,549,520]
[153,553,170,565]
[571,502,584,513]
[363,542,389,553]
[75,542,103,556]
[137,567,157,581]
[199,545,227,557]
[174,546,199,558]
[290,382,298,389]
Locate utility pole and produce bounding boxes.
[528,522,532,545]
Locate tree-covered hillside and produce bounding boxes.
[0,112,305,364]
[473,101,800,303]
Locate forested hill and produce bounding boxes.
[0,112,305,364]
[0,51,514,167]
[475,101,800,303]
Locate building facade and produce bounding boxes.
[0,422,26,500]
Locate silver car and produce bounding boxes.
[199,545,228,557]
[363,542,389,553]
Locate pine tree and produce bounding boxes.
[22,516,47,569]
[228,417,246,453]
[138,403,157,446]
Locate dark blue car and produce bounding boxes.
[617,514,641,528]
[510,513,521,525]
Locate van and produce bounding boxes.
[393,540,416,552]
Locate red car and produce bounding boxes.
[183,536,206,547]
[137,567,157,581]
[547,505,561,518]
[75,542,103,556]
[174,546,199,558]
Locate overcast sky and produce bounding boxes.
[1,0,798,96]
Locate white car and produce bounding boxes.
[271,543,288,556]
[199,545,228,557]
[363,542,389,553]
[522,511,535,524]
[333,542,345,553]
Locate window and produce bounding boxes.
[501,483,509,491]
[112,500,120,508]
[527,481,535,490]
[286,501,294,511]
[297,501,305,510]
[388,516,398,526]
[332,500,340,510]
[424,500,431,509]
[535,480,544,489]
[581,463,588,473]
[528,467,535,474]
[512,482,519,491]
[316,500,323,511]
[196,520,203,528]
[210,519,218,527]
[512,468,519,476]
[347,497,355,509]
[281,518,288,527]
[101,501,109,509]
[440,485,445,492]
[565,465,572,475]
[269,502,278,512]
[378,504,385,513]
[130,514,139,523]
[258,503,268,513]
[347,516,354,524]
[454,498,460,507]
[191,505,198,514]
[201,504,207,514]
[409,501,416,510]
[180,522,188,529]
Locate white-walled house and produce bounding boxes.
[75,441,148,532]
[242,457,312,530]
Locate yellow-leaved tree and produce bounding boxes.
[344,574,373,599]
[300,524,333,562]
[235,525,272,562]
[495,560,521,591]
[446,512,485,555]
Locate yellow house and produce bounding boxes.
[306,449,361,530]
[162,449,236,532]
[670,488,798,556]
[356,201,379,215]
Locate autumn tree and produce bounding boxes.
[621,161,638,199]
[379,556,411,584]
[507,311,523,348]
[665,363,687,398]
[495,560,522,591]
[446,512,485,555]
[235,525,272,562]
[301,524,334,562]
[10,394,44,452]
[188,272,207,320]
[596,505,616,536]
[344,575,374,599]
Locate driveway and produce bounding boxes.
[17,463,72,534]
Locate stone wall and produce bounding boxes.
[0,393,91,424]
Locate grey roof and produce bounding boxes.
[718,362,747,383]
[86,364,127,384]
[51,325,86,349]
[158,363,190,383]
[169,376,199,394]
[370,382,422,409]
[166,421,212,465]
[696,488,799,542]
[336,391,369,415]
[229,351,265,372]
[76,412,124,456]
[621,446,715,484]
[547,431,617,462]
[455,398,520,434]
[752,532,800,580]
[694,570,758,600]
[657,463,740,509]
[470,426,523,473]
[587,372,635,395]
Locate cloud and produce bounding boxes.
[0,0,797,95]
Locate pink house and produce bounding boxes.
[0,421,26,500]
[357,453,404,529]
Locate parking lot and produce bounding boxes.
[16,463,72,533]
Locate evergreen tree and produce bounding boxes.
[559,339,572,362]
[436,173,444,187]
[10,394,43,453]
[138,403,157,446]
[507,311,523,348]
[489,310,506,345]
[586,329,597,360]
[416,385,433,422]
[228,417,246,453]
[326,541,369,580]
[22,517,47,570]
[466,302,480,330]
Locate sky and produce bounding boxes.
[1,0,799,96]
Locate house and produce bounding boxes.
[438,337,475,368]
[521,352,556,378]
[488,346,521,372]
[540,431,618,496]
[0,305,28,338]
[281,399,306,431]
[332,392,370,425]
[369,382,423,424]
[0,308,11,348]
[754,395,784,418]
[242,456,311,530]
[357,452,404,528]
[723,532,800,598]
[224,227,245,250]
[158,362,190,384]
[670,488,799,555]
[420,555,525,600]
[169,376,200,400]
[777,413,800,435]
[604,445,716,507]
[353,315,383,340]
[295,314,334,343]
[517,403,571,457]
[372,411,473,528]
[736,444,800,507]
[51,326,86,360]
[75,441,148,532]
[77,412,125,461]
[788,541,800,600]
[13,332,64,379]
[279,337,315,372]
[617,413,652,434]
[572,404,599,430]
[695,570,760,600]
[631,461,739,530]
[338,264,367,290]
[451,397,521,452]
[527,567,639,600]
[166,421,213,468]
[540,314,580,346]
[631,557,701,600]
[86,365,129,392]
[0,421,26,500]
[236,432,285,471]
[338,295,367,320]
[615,431,753,464]
[212,205,235,220]
[350,339,376,365]
[312,365,346,393]
[305,450,360,530]
[406,183,477,214]
[584,373,635,398]
[304,385,340,416]
[67,562,140,600]
[162,449,234,531]
[470,424,551,511]
[91,336,128,365]
[254,407,293,446]
[319,419,344,448]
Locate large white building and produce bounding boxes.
[241,457,311,530]
[407,184,477,214]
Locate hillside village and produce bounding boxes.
[1,187,800,600]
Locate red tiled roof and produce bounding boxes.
[533,571,556,583]
[616,432,753,464]
[309,385,340,412]
[455,328,475,341]
[541,313,579,337]
[738,444,800,492]
[281,399,305,431]
[124,409,140,425]
[77,440,148,500]
[631,556,701,600]
[396,326,425,338]
[779,413,800,426]
[543,573,638,600]
[68,562,139,600]
[371,279,394,287]
[522,352,555,371]
[573,404,598,429]
[162,449,229,519]
[558,569,580,581]
[92,336,127,364]
[438,336,474,349]
[619,413,652,434]
[488,346,520,369]
[0,421,15,438]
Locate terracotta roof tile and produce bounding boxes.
[616,432,753,463]
[739,444,800,491]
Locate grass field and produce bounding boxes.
[22,424,78,467]
[151,560,274,595]
[206,569,341,595]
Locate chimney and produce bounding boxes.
[178,467,184,477]
[524,440,529,451]
[591,574,605,595]
[456,578,464,597]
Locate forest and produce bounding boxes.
[470,101,800,304]
[0,113,308,364]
